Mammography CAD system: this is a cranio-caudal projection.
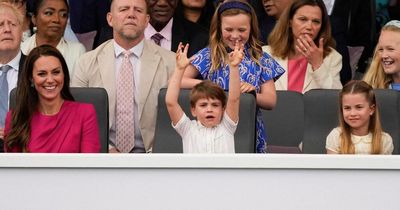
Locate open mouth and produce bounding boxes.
[382,60,394,66]
[206,115,215,119]
[44,86,56,90]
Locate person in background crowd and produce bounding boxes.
[264,0,342,93]
[95,0,208,57]
[21,0,85,77]
[69,0,110,50]
[363,20,400,90]
[0,0,32,41]
[326,80,393,154]
[259,0,293,44]
[72,0,175,153]
[181,0,285,153]
[175,0,215,31]
[327,0,375,84]
[0,2,26,150]
[3,45,100,153]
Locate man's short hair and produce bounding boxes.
[0,2,24,25]
[110,0,150,14]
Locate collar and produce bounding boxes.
[0,51,21,71]
[145,18,173,42]
[113,39,144,58]
[351,132,372,144]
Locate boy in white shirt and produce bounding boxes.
[165,41,243,153]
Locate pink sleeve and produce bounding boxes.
[80,104,101,153]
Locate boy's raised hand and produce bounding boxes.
[228,40,244,67]
[176,42,193,71]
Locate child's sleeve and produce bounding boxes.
[221,112,238,135]
[172,113,191,140]
[381,132,394,155]
[326,127,341,153]
[191,47,211,80]
[260,52,286,83]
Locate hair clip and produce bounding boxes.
[385,20,400,28]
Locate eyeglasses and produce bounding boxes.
[0,0,25,8]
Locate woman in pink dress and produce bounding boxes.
[3,45,100,153]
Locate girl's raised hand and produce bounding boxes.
[176,42,193,71]
[228,40,244,67]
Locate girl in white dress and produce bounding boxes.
[326,80,394,154]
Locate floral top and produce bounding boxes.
[191,46,285,153]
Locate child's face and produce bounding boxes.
[342,93,375,135]
[191,97,224,128]
[377,30,400,77]
[221,13,250,50]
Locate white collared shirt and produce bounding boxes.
[173,112,238,153]
[0,51,21,101]
[322,0,335,15]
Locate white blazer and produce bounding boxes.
[263,45,343,93]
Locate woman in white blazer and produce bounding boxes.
[263,0,342,93]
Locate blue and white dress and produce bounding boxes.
[191,46,285,153]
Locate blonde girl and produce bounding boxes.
[181,0,285,153]
[363,20,400,89]
[326,80,393,154]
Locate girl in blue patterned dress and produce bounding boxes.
[181,0,285,153]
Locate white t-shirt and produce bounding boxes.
[173,112,238,153]
[326,127,394,154]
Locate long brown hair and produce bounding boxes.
[363,23,400,88]
[338,80,382,154]
[209,0,262,71]
[268,0,335,59]
[5,45,74,152]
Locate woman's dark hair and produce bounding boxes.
[5,45,74,152]
[268,0,335,59]
[32,0,69,16]
[175,0,215,31]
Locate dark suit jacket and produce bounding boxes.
[170,17,208,57]
[94,17,209,57]
[69,0,110,34]
[18,53,26,81]
[330,0,375,83]
[0,53,26,153]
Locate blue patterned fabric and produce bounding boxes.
[390,83,400,91]
[191,46,285,153]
